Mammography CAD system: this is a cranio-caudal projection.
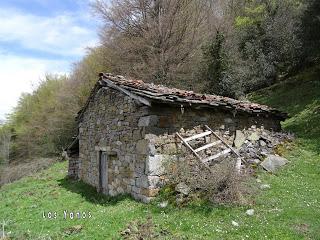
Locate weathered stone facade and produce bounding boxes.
[68,156,80,179]
[76,84,283,202]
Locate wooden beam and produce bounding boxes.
[202,149,231,163]
[184,131,212,142]
[194,140,222,153]
[205,125,246,169]
[204,125,240,158]
[102,79,152,107]
[235,157,242,174]
[176,133,214,174]
[176,133,201,159]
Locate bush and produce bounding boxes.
[165,155,250,204]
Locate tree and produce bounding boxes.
[4,46,112,162]
[8,75,77,160]
[94,0,302,98]
[94,0,208,89]
[69,46,111,107]
[300,0,320,63]
[200,31,227,94]
[204,0,302,98]
[0,123,11,166]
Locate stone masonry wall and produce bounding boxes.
[79,87,162,202]
[146,103,281,135]
[78,91,282,202]
[68,156,80,179]
[136,103,283,201]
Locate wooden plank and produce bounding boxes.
[194,140,222,153]
[103,79,152,106]
[176,133,201,159]
[235,157,242,173]
[204,125,241,158]
[176,133,214,174]
[205,125,246,167]
[202,149,231,163]
[184,131,212,142]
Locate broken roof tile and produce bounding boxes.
[76,73,288,121]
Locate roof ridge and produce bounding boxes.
[76,73,288,122]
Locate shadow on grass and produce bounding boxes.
[58,176,244,218]
[58,177,133,206]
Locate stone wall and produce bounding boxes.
[144,103,281,135]
[79,87,159,202]
[78,90,283,202]
[129,103,283,201]
[68,156,80,179]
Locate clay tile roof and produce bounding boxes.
[76,73,288,121]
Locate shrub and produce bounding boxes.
[165,154,250,204]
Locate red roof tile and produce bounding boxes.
[76,73,288,121]
[99,73,287,120]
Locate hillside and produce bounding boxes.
[0,67,320,239]
[249,65,320,153]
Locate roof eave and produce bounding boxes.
[76,73,289,122]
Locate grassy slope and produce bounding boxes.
[0,67,320,240]
[249,65,320,153]
[248,65,320,238]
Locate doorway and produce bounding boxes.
[99,151,108,193]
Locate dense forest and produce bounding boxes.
[0,0,319,166]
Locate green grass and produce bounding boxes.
[1,66,320,239]
[249,65,320,154]
[1,154,319,240]
[1,146,320,240]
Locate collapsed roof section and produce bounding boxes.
[76,73,288,122]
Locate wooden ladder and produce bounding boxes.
[176,125,242,172]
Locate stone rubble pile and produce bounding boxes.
[171,125,293,203]
[179,125,293,172]
[232,125,293,171]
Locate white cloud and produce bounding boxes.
[0,5,99,121]
[0,54,70,121]
[0,8,98,57]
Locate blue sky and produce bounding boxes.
[0,0,101,120]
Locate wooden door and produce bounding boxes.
[99,151,108,193]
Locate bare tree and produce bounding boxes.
[0,123,11,166]
[94,0,209,89]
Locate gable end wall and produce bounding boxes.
[79,87,156,202]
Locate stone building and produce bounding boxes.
[67,73,287,202]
